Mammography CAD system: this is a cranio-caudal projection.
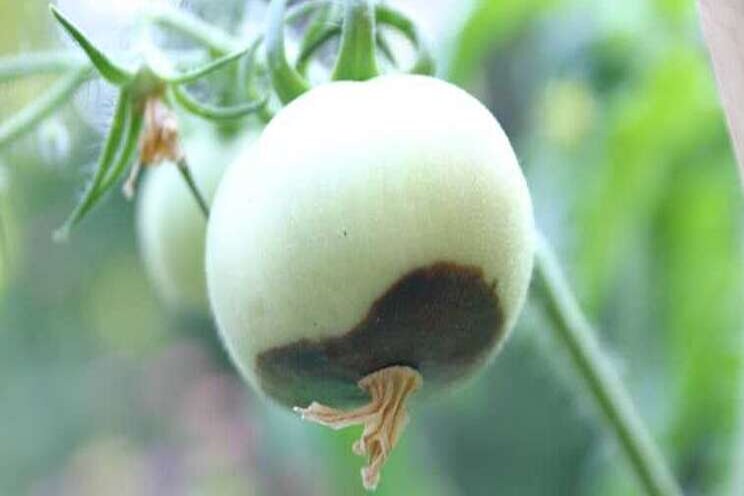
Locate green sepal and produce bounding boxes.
[296,3,341,75]
[53,89,135,241]
[49,5,134,86]
[375,33,398,69]
[161,42,258,84]
[266,0,311,105]
[99,106,145,193]
[376,5,435,76]
[170,85,268,121]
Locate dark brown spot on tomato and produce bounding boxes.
[255,262,504,409]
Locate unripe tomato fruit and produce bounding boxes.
[206,75,535,408]
[136,127,252,314]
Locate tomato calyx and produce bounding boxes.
[265,0,435,105]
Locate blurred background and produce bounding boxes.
[1,0,743,495]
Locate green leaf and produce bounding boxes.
[656,154,744,491]
[447,0,560,84]
[578,50,721,308]
[49,5,134,86]
[53,90,133,241]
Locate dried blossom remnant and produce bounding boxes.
[125,97,184,199]
[140,97,183,166]
[294,366,422,491]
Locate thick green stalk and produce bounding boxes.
[533,234,682,496]
[332,0,379,81]
[0,68,92,148]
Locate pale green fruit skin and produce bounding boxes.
[136,128,253,314]
[206,75,535,407]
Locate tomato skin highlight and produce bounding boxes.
[136,127,254,314]
[206,75,535,407]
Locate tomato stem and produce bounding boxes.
[533,233,682,496]
[177,158,210,219]
[332,0,379,81]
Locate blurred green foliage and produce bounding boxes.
[0,0,742,495]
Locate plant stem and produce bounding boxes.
[0,68,92,148]
[332,0,379,81]
[176,158,209,219]
[532,234,682,496]
[0,52,87,82]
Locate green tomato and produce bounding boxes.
[206,75,535,409]
[136,127,254,314]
